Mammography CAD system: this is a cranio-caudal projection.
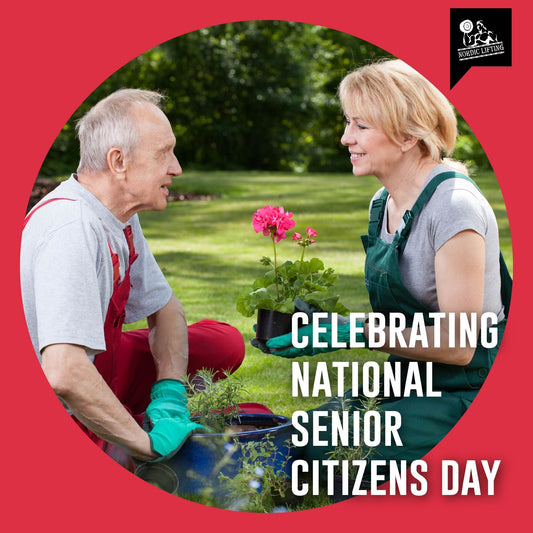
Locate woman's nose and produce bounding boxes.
[341,127,354,146]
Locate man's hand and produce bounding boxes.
[146,418,202,461]
[143,379,204,461]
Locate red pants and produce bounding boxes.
[105,319,247,416]
[76,319,271,468]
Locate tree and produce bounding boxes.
[39,22,487,176]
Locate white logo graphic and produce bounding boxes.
[457,19,505,61]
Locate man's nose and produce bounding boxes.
[169,154,182,176]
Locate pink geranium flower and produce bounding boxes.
[294,226,317,260]
[252,205,295,243]
[250,207,323,299]
[238,206,351,320]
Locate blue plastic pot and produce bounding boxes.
[135,413,293,502]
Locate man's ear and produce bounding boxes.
[107,147,127,176]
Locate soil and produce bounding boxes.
[226,419,286,434]
[27,178,217,213]
[227,424,265,433]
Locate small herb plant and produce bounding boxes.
[326,395,381,479]
[184,369,246,433]
[218,436,294,512]
[237,205,350,317]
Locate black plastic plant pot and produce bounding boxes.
[255,308,293,342]
[135,413,293,505]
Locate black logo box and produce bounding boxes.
[450,8,512,88]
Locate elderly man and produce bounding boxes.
[21,89,245,468]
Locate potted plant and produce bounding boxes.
[134,370,293,510]
[326,396,378,502]
[237,205,350,341]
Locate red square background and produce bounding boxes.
[2,1,530,531]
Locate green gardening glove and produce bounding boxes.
[143,379,204,462]
[145,379,190,423]
[266,321,366,358]
[250,298,352,355]
[262,297,365,358]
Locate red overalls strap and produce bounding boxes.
[94,224,139,394]
[23,198,76,229]
[88,225,140,469]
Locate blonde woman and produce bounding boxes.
[264,59,511,481]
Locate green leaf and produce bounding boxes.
[301,288,351,314]
[252,272,275,289]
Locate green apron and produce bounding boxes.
[302,171,511,476]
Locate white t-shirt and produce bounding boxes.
[21,175,173,363]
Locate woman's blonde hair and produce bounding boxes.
[339,59,461,166]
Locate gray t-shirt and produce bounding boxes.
[372,165,505,320]
[21,175,173,363]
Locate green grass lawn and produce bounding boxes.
[126,170,512,416]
